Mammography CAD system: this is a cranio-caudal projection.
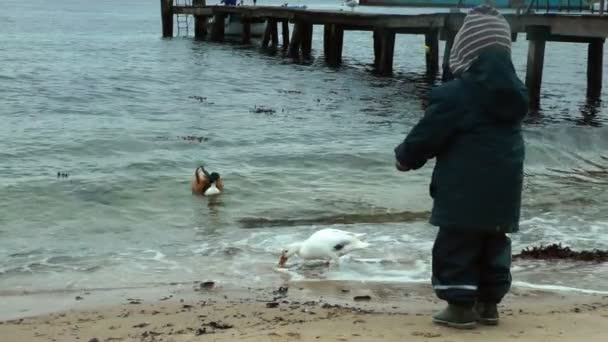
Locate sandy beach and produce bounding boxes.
[1,282,607,342]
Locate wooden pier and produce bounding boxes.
[161,1,608,110]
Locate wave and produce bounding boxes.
[513,281,608,295]
[238,210,429,228]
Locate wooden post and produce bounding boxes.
[270,19,279,48]
[288,22,303,58]
[193,0,206,40]
[262,19,279,49]
[210,14,225,42]
[377,29,396,76]
[324,24,331,59]
[373,30,381,69]
[194,16,208,40]
[425,29,439,75]
[324,24,344,67]
[525,38,546,111]
[160,0,173,38]
[441,30,456,82]
[193,0,206,41]
[282,20,290,48]
[587,38,604,100]
[242,20,251,44]
[262,20,272,48]
[334,25,344,66]
[301,23,314,59]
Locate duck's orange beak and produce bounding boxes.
[278,254,288,267]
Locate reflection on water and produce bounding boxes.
[577,99,603,127]
[525,99,604,127]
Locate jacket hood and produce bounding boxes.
[462,47,529,123]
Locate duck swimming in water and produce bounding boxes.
[191,165,224,196]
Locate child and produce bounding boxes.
[394,5,528,329]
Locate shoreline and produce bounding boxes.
[3,278,608,321]
[1,281,607,341]
[3,279,608,321]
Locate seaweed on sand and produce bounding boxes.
[513,243,608,263]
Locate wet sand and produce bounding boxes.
[1,282,607,342]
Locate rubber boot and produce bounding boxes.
[475,302,499,326]
[432,303,477,329]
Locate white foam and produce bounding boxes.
[192,242,210,254]
[513,281,608,295]
[294,273,428,283]
[151,251,166,261]
[352,258,384,264]
[372,235,399,243]
[520,216,560,225]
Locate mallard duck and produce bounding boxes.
[191,165,224,196]
[278,228,369,267]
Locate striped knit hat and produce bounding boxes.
[449,5,512,75]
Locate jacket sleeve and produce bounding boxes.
[394,85,463,170]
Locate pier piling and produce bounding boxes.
[262,20,272,47]
[324,24,344,67]
[525,30,547,111]
[282,20,290,48]
[160,0,173,38]
[373,31,381,69]
[441,29,456,81]
[271,19,279,48]
[288,22,303,58]
[324,25,331,60]
[194,16,208,40]
[425,29,439,75]
[587,38,604,100]
[376,29,396,76]
[301,23,314,58]
[210,14,225,42]
[334,25,344,66]
[262,19,279,49]
[242,20,251,44]
[193,0,206,40]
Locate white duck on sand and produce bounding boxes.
[278,228,370,267]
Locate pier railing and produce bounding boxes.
[522,0,605,14]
